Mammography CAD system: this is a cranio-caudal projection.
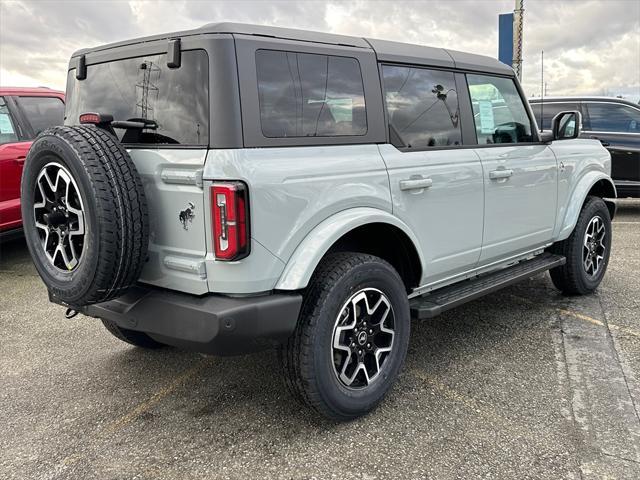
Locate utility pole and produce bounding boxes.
[513,0,524,80]
[540,49,544,131]
[136,60,160,120]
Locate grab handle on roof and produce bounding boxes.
[167,38,181,68]
[75,55,86,80]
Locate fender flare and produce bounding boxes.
[275,207,424,290]
[556,172,616,241]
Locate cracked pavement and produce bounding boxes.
[1,200,639,479]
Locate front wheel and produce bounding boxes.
[550,196,612,295]
[279,252,410,421]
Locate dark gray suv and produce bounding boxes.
[530,97,640,198]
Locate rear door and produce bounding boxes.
[378,65,484,286]
[0,96,31,232]
[466,73,558,265]
[582,101,640,188]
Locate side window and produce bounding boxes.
[466,74,534,144]
[0,97,19,145]
[15,96,65,138]
[530,102,579,130]
[255,49,367,138]
[586,103,640,133]
[381,65,461,148]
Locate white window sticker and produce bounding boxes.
[478,101,495,134]
[0,113,16,135]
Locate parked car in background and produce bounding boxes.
[0,87,65,239]
[530,97,640,198]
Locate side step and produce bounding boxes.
[410,253,566,319]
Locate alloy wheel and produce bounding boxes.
[582,215,606,277]
[33,162,86,272]
[331,288,395,389]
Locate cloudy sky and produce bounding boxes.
[1,0,639,100]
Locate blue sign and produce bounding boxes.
[498,13,514,66]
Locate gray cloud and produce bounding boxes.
[0,0,638,100]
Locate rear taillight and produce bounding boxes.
[211,182,250,261]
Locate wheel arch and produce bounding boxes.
[557,173,616,241]
[274,208,424,292]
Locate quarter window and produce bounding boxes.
[467,74,534,144]
[15,96,64,138]
[585,103,640,133]
[255,49,367,138]
[0,97,19,145]
[382,65,461,148]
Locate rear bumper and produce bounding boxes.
[80,285,302,355]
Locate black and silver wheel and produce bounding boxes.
[21,125,149,307]
[582,215,606,277]
[33,162,86,272]
[550,196,612,295]
[332,288,395,388]
[280,252,410,421]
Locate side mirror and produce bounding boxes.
[551,110,582,140]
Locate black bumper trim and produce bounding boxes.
[82,286,302,355]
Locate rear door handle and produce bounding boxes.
[399,178,433,191]
[489,169,514,180]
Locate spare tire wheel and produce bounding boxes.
[21,125,149,308]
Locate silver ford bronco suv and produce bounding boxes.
[21,23,616,420]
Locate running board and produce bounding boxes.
[410,253,566,319]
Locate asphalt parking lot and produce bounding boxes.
[1,200,639,480]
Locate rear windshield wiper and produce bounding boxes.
[111,117,158,130]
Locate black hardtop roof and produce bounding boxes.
[72,22,512,75]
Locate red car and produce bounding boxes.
[0,87,65,239]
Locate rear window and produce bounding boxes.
[255,49,367,138]
[16,96,65,137]
[65,50,209,146]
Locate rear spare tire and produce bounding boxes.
[21,125,149,307]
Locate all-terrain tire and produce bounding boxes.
[549,196,612,295]
[279,252,410,421]
[21,125,149,307]
[101,319,164,349]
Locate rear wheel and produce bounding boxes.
[279,252,410,421]
[101,319,164,349]
[550,196,612,295]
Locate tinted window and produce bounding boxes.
[65,50,209,145]
[256,50,367,137]
[0,97,19,145]
[382,65,461,148]
[15,96,64,138]
[586,102,640,133]
[530,102,579,130]
[467,74,534,144]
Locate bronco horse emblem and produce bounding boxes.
[179,202,196,230]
